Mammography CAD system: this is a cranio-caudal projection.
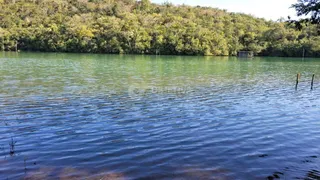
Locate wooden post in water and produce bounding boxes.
[15,41,18,52]
[296,73,300,90]
[1,37,4,51]
[311,74,315,90]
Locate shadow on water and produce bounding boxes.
[266,172,284,180]
[306,170,320,180]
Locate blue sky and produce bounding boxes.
[151,0,298,20]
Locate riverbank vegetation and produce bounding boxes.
[0,0,319,56]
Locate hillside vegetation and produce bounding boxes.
[0,0,319,56]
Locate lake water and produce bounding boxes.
[0,52,320,180]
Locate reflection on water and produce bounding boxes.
[1,52,320,179]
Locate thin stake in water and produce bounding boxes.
[311,74,315,90]
[296,73,300,90]
[9,137,16,156]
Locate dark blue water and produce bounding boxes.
[0,53,320,179]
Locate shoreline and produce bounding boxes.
[1,51,319,58]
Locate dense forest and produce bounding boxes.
[0,0,319,57]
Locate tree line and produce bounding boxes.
[0,0,319,57]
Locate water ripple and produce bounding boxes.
[1,54,320,179]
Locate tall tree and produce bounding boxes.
[292,0,320,24]
[290,0,320,30]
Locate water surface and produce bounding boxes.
[1,52,320,179]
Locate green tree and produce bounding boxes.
[292,0,320,24]
[0,0,319,56]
